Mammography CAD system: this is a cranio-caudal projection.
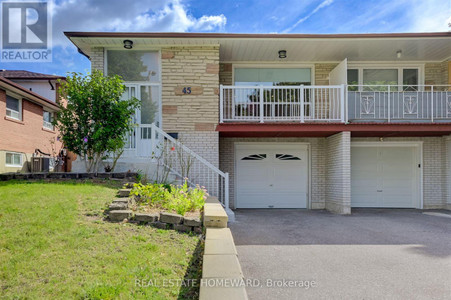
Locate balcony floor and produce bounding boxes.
[216,122,451,137]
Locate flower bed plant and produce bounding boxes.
[130,180,207,216]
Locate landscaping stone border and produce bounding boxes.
[0,172,138,181]
[106,189,246,298]
[200,197,248,300]
[106,188,203,233]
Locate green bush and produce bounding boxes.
[130,180,207,216]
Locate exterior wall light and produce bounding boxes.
[123,40,133,49]
[278,50,287,59]
[396,50,402,59]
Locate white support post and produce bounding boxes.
[150,123,156,160]
[259,85,264,123]
[219,84,224,123]
[224,172,229,210]
[387,85,391,123]
[300,85,305,123]
[431,86,434,122]
[345,85,349,123]
[340,84,345,123]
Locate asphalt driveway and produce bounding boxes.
[229,209,451,300]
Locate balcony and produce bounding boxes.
[220,85,451,124]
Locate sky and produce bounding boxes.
[1,0,450,76]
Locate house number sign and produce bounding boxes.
[175,86,203,96]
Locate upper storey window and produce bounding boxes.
[106,51,160,82]
[234,68,311,86]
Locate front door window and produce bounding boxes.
[107,51,162,155]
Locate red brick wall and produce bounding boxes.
[0,88,62,155]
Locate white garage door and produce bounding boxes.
[351,144,420,208]
[235,144,308,208]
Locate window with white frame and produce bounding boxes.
[5,152,22,167]
[234,68,312,86]
[347,66,421,91]
[106,50,162,150]
[43,110,54,130]
[6,95,21,120]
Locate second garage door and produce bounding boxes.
[351,144,421,208]
[235,144,308,208]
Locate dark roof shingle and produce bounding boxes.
[0,70,65,80]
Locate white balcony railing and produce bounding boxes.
[220,85,346,123]
[348,85,451,122]
[220,84,451,123]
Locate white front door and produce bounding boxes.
[351,144,421,208]
[122,84,161,158]
[235,144,309,208]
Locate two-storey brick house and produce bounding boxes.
[66,31,451,215]
[0,71,64,173]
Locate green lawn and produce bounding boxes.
[0,180,202,299]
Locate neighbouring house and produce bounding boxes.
[0,70,64,173]
[65,31,451,215]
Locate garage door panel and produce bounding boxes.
[237,193,271,208]
[351,145,419,208]
[236,144,308,208]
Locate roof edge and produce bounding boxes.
[64,31,451,39]
[0,77,59,110]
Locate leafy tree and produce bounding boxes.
[55,70,140,172]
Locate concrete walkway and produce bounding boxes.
[229,209,451,300]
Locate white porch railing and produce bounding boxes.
[141,124,230,212]
[220,84,346,123]
[348,85,451,122]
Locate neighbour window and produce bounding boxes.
[43,110,53,130]
[6,95,21,120]
[6,152,22,167]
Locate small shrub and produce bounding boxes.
[130,183,167,206]
[130,180,207,215]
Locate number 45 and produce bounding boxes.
[182,87,191,94]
